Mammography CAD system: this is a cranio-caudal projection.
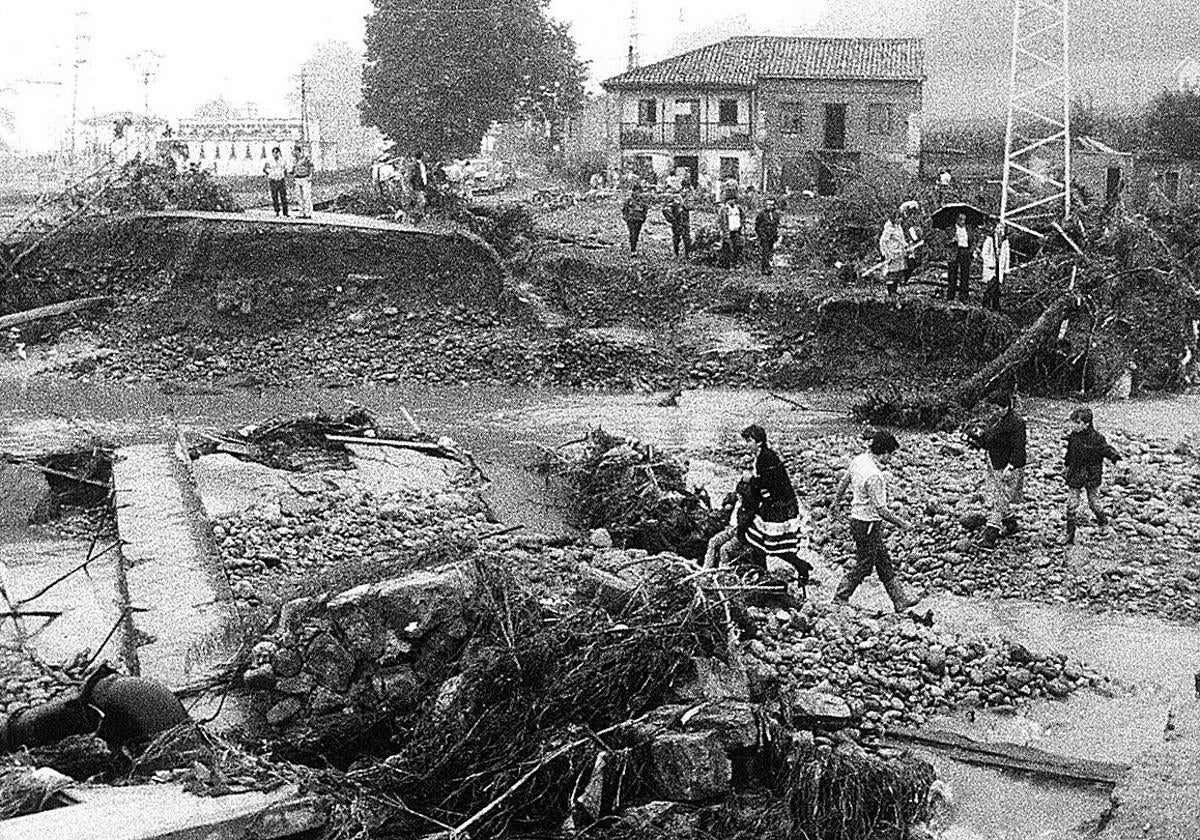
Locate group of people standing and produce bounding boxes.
[621,187,782,274]
[704,397,1123,614]
[879,206,1012,312]
[262,145,316,219]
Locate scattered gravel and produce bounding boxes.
[743,601,1105,734]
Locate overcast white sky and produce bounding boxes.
[0,0,920,151]
[0,0,1188,153]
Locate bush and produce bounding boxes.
[94,158,241,213]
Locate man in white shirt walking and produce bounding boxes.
[263,146,291,217]
[830,429,920,611]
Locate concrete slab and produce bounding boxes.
[114,442,242,689]
[0,534,126,668]
[0,783,322,840]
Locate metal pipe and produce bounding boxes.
[0,665,190,752]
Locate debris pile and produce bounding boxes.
[189,405,437,471]
[238,553,940,840]
[532,428,722,559]
[93,158,241,214]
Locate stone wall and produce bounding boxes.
[243,561,478,731]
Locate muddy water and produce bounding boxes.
[3,379,1199,838]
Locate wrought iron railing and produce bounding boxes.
[619,122,753,149]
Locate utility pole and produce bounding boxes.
[627,0,639,70]
[300,71,309,144]
[999,0,1073,241]
[69,8,91,165]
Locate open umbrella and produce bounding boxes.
[930,202,993,231]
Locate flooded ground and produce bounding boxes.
[2,378,1199,838]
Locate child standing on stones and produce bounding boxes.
[831,429,920,611]
[1062,406,1121,545]
[621,183,649,255]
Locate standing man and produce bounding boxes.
[662,194,691,258]
[946,212,975,303]
[717,193,745,268]
[879,208,908,309]
[981,222,1011,312]
[263,146,290,217]
[831,429,920,612]
[409,151,429,222]
[965,390,1027,550]
[755,198,781,276]
[621,183,649,255]
[899,200,924,284]
[293,146,315,219]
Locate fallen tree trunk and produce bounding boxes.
[884,727,1128,786]
[941,291,1084,410]
[0,297,112,330]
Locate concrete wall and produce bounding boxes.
[758,78,922,191]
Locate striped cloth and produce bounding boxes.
[744,513,802,559]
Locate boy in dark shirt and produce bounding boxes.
[965,390,1027,550]
[1062,406,1121,545]
[663,195,692,258]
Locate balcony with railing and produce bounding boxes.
[619,121,754,150]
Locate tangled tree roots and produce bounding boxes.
[334,560,734,837]
[790,750,935,840]
[532,428,723,558]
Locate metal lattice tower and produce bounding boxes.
[999,0,1072,237]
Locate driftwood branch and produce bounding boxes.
[0,297,112,330]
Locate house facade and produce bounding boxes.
[601,37,924,195]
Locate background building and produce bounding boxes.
[160,115,335,176]
[601,36,925,195]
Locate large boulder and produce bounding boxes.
[649,731,732,802]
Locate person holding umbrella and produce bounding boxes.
[931,203,988,304]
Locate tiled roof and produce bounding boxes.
[603,37,925,89]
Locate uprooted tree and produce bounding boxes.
[361,0,587,158]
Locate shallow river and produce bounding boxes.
[3,378,1200,839]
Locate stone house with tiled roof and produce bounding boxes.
[600,36,925,195]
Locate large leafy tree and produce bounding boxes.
[1146,90,1200,159]
[362,0,586,158]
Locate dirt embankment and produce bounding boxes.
[1,211,1039,392]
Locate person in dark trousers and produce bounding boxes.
[755,197,781,275]
[662,194,691,257]
[831,429,920,611]
[717,194,745,268]
[739,425,812,587]
[900,200,924,284]
[621,183,649,254]
[1061,406,1121,545]
[263,146,290,217]
[409,151,429,222]
[965,390,1027,550]
[946,212,974,302]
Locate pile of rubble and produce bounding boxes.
[745,601,1102,731]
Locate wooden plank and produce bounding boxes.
[884,727,1128,786]
[0,296,111,330]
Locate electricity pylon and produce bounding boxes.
[999,0,1073,239]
